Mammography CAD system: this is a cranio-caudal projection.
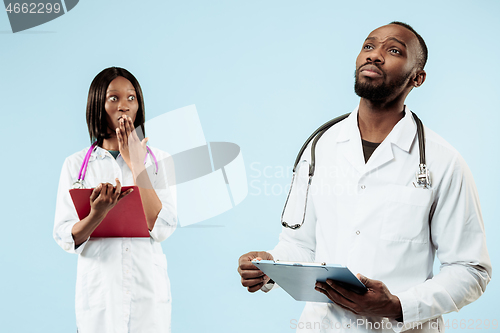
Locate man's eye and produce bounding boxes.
[363,45,373,50]
[128,96,136,101]
[389,49,401,54]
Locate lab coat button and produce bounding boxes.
[356,230,360,235]
[125,248,129,251]
[360,185,366,189]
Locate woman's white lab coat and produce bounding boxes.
[53,145,177,333]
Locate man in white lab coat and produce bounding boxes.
[237,22,492,332]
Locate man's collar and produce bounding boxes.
[336,107,359,143]
[336,105,416,153]
[388,108,417,153]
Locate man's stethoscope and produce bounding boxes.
[281,108,431,230]
[72,142,159,189]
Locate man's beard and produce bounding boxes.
[354,66,411,101]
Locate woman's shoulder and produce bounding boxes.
[69,146,93,157]
[62,146,97,168]
[147,146,173,159]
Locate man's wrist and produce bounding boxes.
[391,295,403,322]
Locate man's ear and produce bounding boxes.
[413,70,426,87]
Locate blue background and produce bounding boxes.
[1,0,498,332]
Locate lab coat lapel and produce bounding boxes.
[364,140,394,173]
[335,106,417,176]
[364,109,416,173]
[336,109,366,175]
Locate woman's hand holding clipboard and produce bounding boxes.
[70,179,137,246]
[89,179,134,217]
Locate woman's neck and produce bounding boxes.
[101,137,119,151]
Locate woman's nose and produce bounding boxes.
[118,102,129,112]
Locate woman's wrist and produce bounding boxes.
[89,208,107,223]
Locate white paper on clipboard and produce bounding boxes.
[252,260,367,303]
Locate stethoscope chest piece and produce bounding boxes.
[72,179,85,189]
[414,163,431,189]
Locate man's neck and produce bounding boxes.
[357,98,406,143]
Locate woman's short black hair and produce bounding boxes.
[86,67,145,146]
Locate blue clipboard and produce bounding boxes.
[252,260,367,303]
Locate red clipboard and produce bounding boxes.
[69,186,150,238]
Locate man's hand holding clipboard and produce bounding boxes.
[315,273,403,320]
[238,251,275,293]
[240,255,403,321]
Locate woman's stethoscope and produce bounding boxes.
[281,108,431,230]
[72,142,159,189]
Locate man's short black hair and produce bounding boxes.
[389,21,428,70]
[86,67,145,146]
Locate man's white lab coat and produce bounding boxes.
[267,107,491,332]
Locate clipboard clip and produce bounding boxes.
[274,259,327,266]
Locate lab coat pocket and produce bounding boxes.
[75,241,104,312]
[381,185,433,244]
[152,253,171,304]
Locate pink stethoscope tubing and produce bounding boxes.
[72,142,158,189]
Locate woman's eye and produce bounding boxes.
[128,96,136,101]
[109,96,117,101]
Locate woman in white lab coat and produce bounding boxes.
[53,67,177,333]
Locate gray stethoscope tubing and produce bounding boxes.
[72,142,159,189]
[281,108,430,230]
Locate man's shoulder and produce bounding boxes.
[424,127,456,151]
[424,126,472,180]
[424,126,462,161]
[317,114,351,139]
[299,116,349,156]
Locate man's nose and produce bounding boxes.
[366,48,384,64]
